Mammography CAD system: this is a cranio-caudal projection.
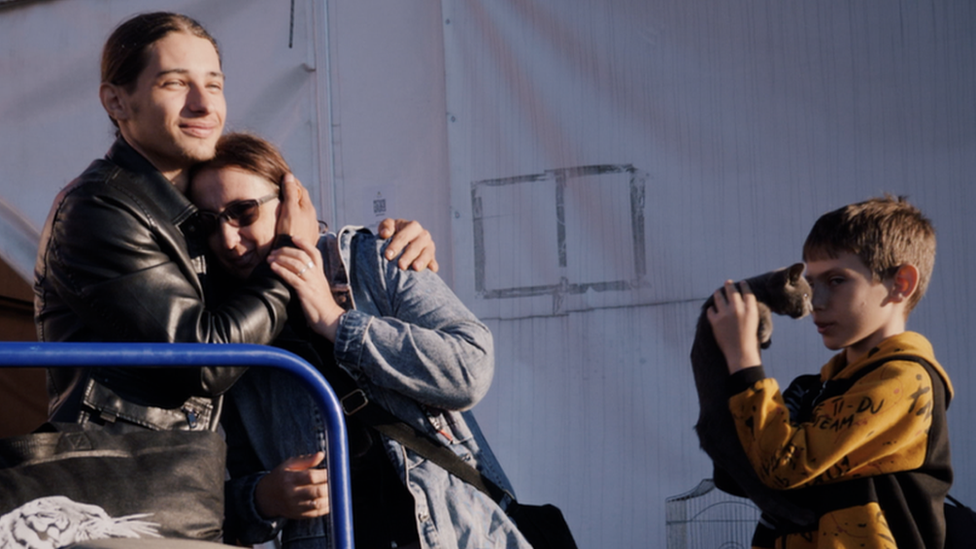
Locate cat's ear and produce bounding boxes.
[787,263,806,283]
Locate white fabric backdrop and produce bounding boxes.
[443,1,976,546]
[2,1,975,547]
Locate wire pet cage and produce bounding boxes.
[666,479,760,549]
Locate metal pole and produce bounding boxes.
[0,342,354,549]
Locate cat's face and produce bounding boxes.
[770,263,812,319]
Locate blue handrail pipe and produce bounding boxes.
[0,341,354,549]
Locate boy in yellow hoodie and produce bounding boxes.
[708,196,952,548]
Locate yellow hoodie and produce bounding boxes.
[729,332,953,548]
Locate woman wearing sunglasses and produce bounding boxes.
[188,133,530,549]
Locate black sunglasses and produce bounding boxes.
[195,193,278,235]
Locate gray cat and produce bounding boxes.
[690,263,815,531]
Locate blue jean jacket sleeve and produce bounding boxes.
[224,472,283,544]
[331,230,494,412]
[221,386,284,545]
[224,229,528,549]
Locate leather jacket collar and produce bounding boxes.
[106,138,199,230]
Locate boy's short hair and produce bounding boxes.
[802,195,935,314]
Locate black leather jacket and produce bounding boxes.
[34,138,292,430]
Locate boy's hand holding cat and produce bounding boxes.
[707,279,762,374]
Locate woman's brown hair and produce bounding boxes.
[189,132,291,189]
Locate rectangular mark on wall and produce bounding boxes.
[471,164,647,317]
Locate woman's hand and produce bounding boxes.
[377,218,439,272]
[706,279,762,374]
[255,452,330,520]
[268,236,345,341]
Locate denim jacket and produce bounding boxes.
[224,227,530,549]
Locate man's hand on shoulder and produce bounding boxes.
[377,218,439,273]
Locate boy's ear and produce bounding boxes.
[99,83,129,123]
[889,264,919,302]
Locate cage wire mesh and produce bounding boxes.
[666,479,761,549]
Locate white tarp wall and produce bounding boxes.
[0,0,454,282]
[2,1,975,548]
[442,1,976,547]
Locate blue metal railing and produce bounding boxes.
[0,341,354,549]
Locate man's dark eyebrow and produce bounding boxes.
[154,68,225,80]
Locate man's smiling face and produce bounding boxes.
[114,31,226,179]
